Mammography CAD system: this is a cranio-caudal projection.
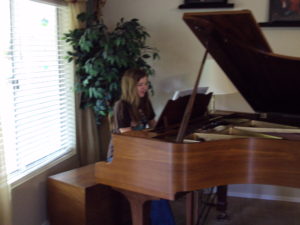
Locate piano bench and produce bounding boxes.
[47,164,130,225]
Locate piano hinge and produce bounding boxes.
[259,112,268,119]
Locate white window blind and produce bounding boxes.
[0,119,5,185]
[0,0,76,183]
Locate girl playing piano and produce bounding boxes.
[107,68,175,225]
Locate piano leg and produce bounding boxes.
[216,185,228,220]
[185,191,199,225]
[114,188,158,225]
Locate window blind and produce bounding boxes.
[0,120,5,185]
[0,0,76,183]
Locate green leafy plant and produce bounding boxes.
[63,13,159,124]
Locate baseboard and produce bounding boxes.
[228,191,300,203]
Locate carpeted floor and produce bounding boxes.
[171,195,300,225]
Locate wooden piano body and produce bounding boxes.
[96,123,300,201]
[95,10,300,224]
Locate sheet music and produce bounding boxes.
[172,87,208,101]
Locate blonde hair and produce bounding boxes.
[120,68,151,122]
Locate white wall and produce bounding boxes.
[103,0,300,201]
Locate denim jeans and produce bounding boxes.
[150,199,176,225]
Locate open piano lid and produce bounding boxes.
[183,10,300,115]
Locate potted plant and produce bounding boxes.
[64,13,159,124]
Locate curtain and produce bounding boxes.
[0,119,12,225]
[65,0,110,165]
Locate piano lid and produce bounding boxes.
[183,10,300,115]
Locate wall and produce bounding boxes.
[102,0,300,201]
[11,155,79,225]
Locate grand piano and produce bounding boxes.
[95,10,300,225]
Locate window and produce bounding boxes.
[0,0,76,183]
